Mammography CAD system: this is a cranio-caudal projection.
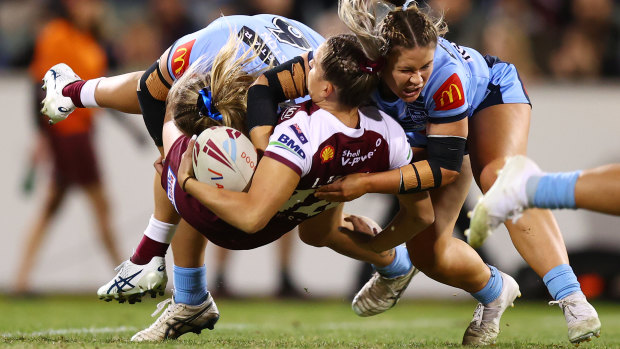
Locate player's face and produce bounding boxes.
[383,44,435,103]
[307,44,327,102]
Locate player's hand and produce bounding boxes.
[178,135,197,185]
[153,155,164,176]
[341,215,379,237]
[314,173,369,202]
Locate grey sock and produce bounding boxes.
[525,175,543,206]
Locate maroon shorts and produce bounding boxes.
[47,131,100,186]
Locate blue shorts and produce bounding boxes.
[473,55,531,114]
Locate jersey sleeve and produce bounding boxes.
[425,63,470,123]
[381,110,414,169]
[263,116,312,177]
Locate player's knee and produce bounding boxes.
[298,230,328,247]
[479,164,501,193]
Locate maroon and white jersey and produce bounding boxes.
[264,101,413,224]
[162,101,412,250]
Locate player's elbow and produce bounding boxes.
[440,168,461,187]
[239,211,271,234]
[409,199,435,228]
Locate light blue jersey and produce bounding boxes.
[166,15,324,81]
[374,37,530,147]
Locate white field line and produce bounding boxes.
[1,326,137,338]
[1,318,461,339]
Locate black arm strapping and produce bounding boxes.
[246,85,279,130]
[246,56,307,131]
[398,136,466,193]
[426,135,467,172]
[263,55,306,103]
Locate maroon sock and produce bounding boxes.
[61,80,86,108]
[130,235,169,265]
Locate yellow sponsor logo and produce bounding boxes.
[173,48,188,76]
[438,84,462,107]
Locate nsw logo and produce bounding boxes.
[289,124,307,144]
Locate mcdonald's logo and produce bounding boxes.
[171,39,196,79]
[432,73,465,111]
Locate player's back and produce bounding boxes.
[166,15,324,81]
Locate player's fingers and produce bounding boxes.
[315,180,343,192]
[182,135,198,158]
[314,191,346,202]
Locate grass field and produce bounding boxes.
[1,294,618,348]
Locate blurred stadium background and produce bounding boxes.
[0,0,619,303]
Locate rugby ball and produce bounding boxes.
[192,126,257,191]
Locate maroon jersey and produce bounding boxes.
[162,102,412,249]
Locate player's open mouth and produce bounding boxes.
[402,86,421,99]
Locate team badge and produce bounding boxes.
[432,73,465,111]
[171,39,196,79]
[267,17,312,51]
[289,124,308,144]
[320,145,335,163]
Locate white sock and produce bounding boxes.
[80,78,103,108]
[144,215,177,244]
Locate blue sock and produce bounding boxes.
[543,264,583,300]
[173,264,208,305]
[373,245,412,278]
[471,265,503,305]
[527,171,581,209]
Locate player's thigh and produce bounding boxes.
[468,103,530,190]
[298,204,345,246]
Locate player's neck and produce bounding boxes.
[319,100,359,128]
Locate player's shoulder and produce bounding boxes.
[360,105,401,129]
[277,100,318,126]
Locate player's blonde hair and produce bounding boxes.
[338,0,447,60]
[167,29,264,136]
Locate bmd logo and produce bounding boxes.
[272,134,306,159]
[433,73,464,111]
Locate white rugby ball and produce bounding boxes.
[192,126,257,191]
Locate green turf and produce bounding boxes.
[0,294,618,348]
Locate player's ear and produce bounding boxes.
[322,81,334,99]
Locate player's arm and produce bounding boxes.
[246,52,311,151]
[315,118,468,201]
[178,136,300,233]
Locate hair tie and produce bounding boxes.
[402,0,416,10]
[359,57,385,74]
[197,87,222,121]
